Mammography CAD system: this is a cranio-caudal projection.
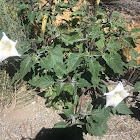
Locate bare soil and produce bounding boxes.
[0,94,140,140]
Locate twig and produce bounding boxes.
[124,68,136,86]
[94,87,99,98]
[127,68,136,83]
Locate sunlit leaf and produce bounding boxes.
[103,53,124,74]
[67,53,82,73]
[54,122,67,128]
[28,75,54,89]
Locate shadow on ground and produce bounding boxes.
[21,126,84,140]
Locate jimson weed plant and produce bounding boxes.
[17,0,140,136]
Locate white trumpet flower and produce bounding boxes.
[0,32,21,62]
[104,82,130,108]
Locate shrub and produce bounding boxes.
[18,0,140,136]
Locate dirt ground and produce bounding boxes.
[0,93,140,140]
[0,76,140,140]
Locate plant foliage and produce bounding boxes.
[16,0,140,137]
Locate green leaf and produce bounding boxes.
[77,78,91,88]
[39,46,64,70]
[56,83,65,96]
[91,109,109,123]
[28,75,54,89]
[103,53,124,74]
[27,11,35,24]
[36,12,44,21]
[67,53,82,73]
[108,37,121,52]
[20,55,32,78]
[86,115,108,136]
[128,60,137,67]
[112,101,133,114]
[132,81,140,92]
[91,120,108,136]
[86,123,94,135]
[54,122,67,128]
[63,84,74,95]
[129,49,140,59]
[62,108,74,119]
[19,4,29,10]
[121,39,133,47]
[54,63,67,76]
[122,37,136,48]
[96,36,105,51]
[87,24,100,37]
[39,57,49,69]
[44,89,54,98]
[88,57,100,86]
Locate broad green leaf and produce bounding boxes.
[39,57,50,70]
[56,83,65,96]
[67,53,82,73]
[62,108,74,119]
[68,34,82,45]
[54,63,67,76]
[20,55,32,78]
[108,37,121,52]
[91,120,108,136]
[121,39,133,47]
[103,53,124,74]
[122,37,136,48]
[132,81,140,92]
[19,4,29,10]
[54,122,67,128]
[36,12,44,21]
[112,101,133,114]
[87,24,100,35]
[77,78,91,88]
[86,116,93,125]
[44,89,54,98]
[27,11,35,24]
[128,60,137,67]
[86,123,94,135]
[129,49,140,59]
[114,21,126,29]
[39,46,63,70]
[88,57,100,86]
[96,36,105,51]
[91,109,109,123]
[87,24,103,39]
[28,75,54,89]
[86,115,108,136]
[63,84,74,95]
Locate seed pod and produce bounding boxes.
[41,15,47,38]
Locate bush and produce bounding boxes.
[16,0,140,136]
